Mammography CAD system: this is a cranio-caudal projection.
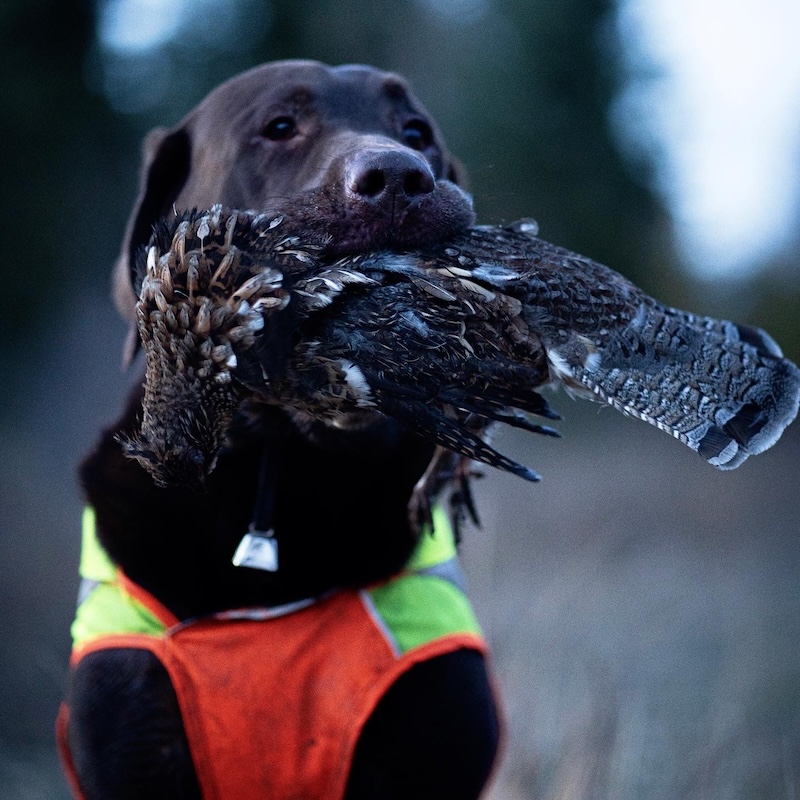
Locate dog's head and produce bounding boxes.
[113,59,473,326]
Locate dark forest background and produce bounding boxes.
[2,1,799,797]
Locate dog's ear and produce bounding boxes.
[112,126,192,326]
[113,126,192,366]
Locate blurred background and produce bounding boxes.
[2,0,799,797]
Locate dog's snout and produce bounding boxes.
[320,139,472,255]
[346,149,436,207]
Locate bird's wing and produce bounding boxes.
[417,226,800,470]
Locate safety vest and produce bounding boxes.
[58,506,487,800]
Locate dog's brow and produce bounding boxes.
[279,87,315,108]
[382,79,408,102]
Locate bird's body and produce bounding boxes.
[123,205,800,497]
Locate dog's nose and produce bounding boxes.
[345,148,435,208]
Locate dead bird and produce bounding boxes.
[122,204,800,511]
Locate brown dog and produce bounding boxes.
[61,61,499,799]
[113,60,473,327]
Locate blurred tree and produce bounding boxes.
[1,1,114,329]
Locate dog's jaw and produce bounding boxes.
[257,179,475,259]
[327,180,476,257]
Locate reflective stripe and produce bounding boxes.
[414,557,468,595]
[77,578,100,606]
[212,596,321,623]
[359,589,402,657]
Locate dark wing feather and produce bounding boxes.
[376,395,541,482]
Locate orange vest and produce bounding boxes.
[59,554,487,799]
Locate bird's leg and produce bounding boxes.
[408,446,461,535]
[407,444,484,543]
[407,406,492,537]
[450,457,483,533]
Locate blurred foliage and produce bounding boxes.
[2,0,798,366]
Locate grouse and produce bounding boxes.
[121,205,800,508]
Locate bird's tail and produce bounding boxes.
[566,303,800,469]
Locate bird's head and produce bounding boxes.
[121,207,301,488]
[119,383,240,490]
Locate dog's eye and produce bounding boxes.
[401,120,433,151]
[261,116,298,141]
